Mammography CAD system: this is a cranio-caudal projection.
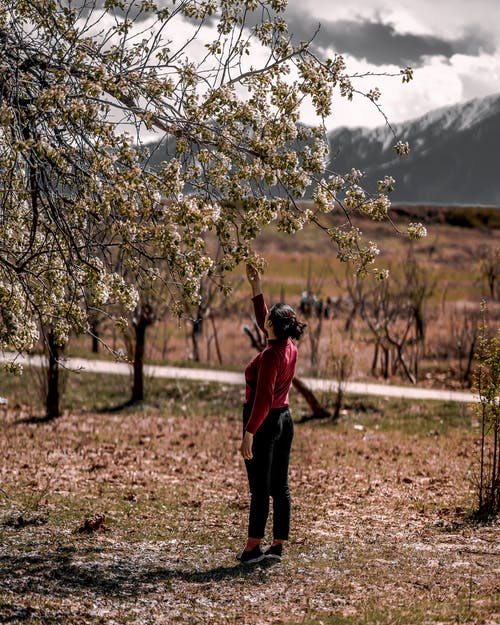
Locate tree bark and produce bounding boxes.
[395,345,416,384]
[46,330,62,420]
[191,317,203,362]
[371,341,379,377]
[131,319,147,403]
[292,377,331,421]
[210,314,223,365]
[382,347,389,379]
[91,321,99,353]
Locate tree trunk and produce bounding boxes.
[46,331,62,420]
[191,317,202,362]
[131,320,147,403]
[382,347,389,379]
[332,386,344,422]
[309,316,322,377]
[396,345,416,384]
[292,377,331,421]
[371,341,379,377]
[91,321,99,353]
[488,275,495,299]
[345,304,358,335]
[491,416,499,512]
[210,314,223,365]
[464,334,478,385]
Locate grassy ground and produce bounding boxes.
[0,373,498,625]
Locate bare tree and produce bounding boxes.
[358,247,436,385]
[361,279,417,384]
[329,346,354,422]
[450,305,482,386]
[477,246,500,301]
[403,246,436,350]
[339,265,369,336]
[299,260,331,377]
[185,274,228,365]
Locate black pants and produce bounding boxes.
[243,404,294,540]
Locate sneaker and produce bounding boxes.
[264,544,282,561]
[236,545,265,564]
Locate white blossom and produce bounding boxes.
[377,176,396,193]
[394,141,410,156]
[407,222,428,240]
[0,0,419,358]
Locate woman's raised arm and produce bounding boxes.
[246,263,262,298]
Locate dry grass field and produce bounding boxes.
[0,376,499,625]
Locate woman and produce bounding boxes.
[238,263,306,564]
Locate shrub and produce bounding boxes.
[472,304,500,520]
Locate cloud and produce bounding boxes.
[69,2,494,68]
[283,12,495,66]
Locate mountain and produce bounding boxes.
[327,93,500,206]
[144,94,500,207]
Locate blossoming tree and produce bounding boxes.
[0,0,424,385]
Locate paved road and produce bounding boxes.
[1,353,478,403]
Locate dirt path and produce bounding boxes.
[1,353,477,404]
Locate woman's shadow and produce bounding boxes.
[0,545,281,602]
[145,557,279,584]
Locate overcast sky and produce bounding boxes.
[283,0,500,128]
[91,0,500,132]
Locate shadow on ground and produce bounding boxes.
[0,542,279,603]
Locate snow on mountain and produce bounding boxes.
[328,93,500,206]
[406,93,500,134]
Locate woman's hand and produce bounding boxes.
[246,263,262,297]
[240,431,254,460]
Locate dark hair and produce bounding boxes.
[268,303,307,341]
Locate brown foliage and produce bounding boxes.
[77,514,107,534]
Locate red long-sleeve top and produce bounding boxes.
[244,294,297,435]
